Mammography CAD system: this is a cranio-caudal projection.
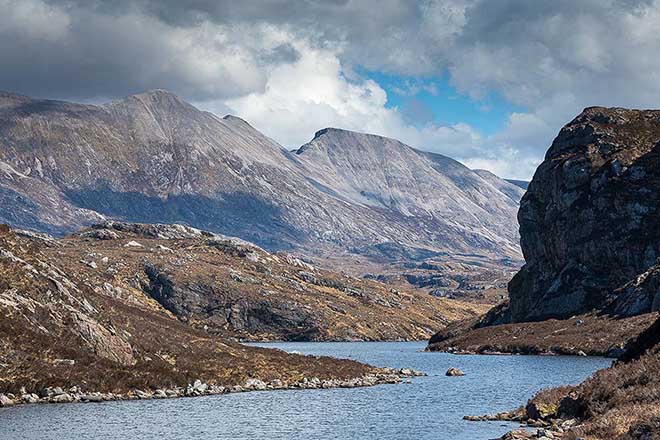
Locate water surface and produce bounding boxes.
[0,342,610,440]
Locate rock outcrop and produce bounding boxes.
[428,107,660,355]
[1,221,483,345]
[509,107,660,322]
[0,222,430,397]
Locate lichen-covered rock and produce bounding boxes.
[509,107,660,322]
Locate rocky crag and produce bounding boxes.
[429,107,660,354]
[0,222,429,403]
[509,107,660,322]
[0,90,523,294]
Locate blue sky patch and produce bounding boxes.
[363,70,526,136]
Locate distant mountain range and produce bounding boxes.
[0,89,523,267]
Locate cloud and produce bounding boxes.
[219,40,483,163]
[3,0,660,179]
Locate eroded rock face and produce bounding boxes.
[509,107,660,322]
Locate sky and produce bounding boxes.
[2,1,660,179]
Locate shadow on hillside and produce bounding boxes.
[65,186,301,251]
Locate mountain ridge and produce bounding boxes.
[0,89,523,278]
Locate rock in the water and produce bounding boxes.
[0,394,14,407]
[445,367,465,376]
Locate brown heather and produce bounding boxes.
[520,317,660,439]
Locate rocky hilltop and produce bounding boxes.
[0,222,433,403]
[0,90,523,282]
[510,106,660,322]
[1,221,483,344]
[429,107,660,354]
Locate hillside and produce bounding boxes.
[0,222,435,403]
[2,221,484,344]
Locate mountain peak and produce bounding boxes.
[132,89,182,99]
[107,89,192,111]
[312,127,392,142]
[312,127,347,139]
[222,114,254,128]
[130,89,187,103]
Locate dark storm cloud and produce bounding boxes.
[4,0,660,106]
[0,0,440,101]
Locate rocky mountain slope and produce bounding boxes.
[429,106,660,354]
[295,128,524,260]
[2,221,484,344]
[0,90,523,281]
[0,223,410,400]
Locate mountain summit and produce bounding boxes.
[0,90,523,271]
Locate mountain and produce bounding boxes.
[503,179,529,190]
[0,90,523,276]
[428,106,660,355]
[0,223,418,403]
[295,128,524,261]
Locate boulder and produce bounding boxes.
[0,394,14,407]
[445,367,465,376]
[22,393,39,404]
[133,389,151,399]
[244,379,267,391]
[51,393,73,403]
[526,401,558,420]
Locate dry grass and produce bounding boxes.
[525,318,660,439]
[428,311,658,356]
[0,225,376,395]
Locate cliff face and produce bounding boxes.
[509,107,660,322]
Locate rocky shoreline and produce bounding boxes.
[426,311,656,359]
[440,347,592,357]
[465,411,576,439]
[0,368,424,408]
[464,394,589,439]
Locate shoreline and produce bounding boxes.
[243,339,430,343]
[431,347,615,358]
[0,367,425,409]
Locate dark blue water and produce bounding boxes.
[0,342,610,440]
